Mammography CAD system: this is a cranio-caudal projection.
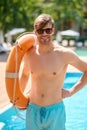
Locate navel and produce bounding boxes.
[41,94,44,98]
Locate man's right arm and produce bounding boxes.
[19,54,30,92]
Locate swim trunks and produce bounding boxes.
[26,101,66,130]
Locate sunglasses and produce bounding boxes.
[36,28,53,34]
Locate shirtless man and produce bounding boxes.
[20,14,87,130]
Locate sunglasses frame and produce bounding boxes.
[36,28,53,35]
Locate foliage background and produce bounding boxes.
[0,0,86,34]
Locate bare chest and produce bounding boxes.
[28,51,65,74]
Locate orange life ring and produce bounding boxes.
[5,33,36,109]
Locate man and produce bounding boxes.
[19,14,87,130]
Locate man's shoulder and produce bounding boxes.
[53,44,70,52]
[53,45,76,59]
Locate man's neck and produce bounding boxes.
[37,42,54,53]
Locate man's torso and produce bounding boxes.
[23,45,68,106]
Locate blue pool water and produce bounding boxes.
[0,72,87,130]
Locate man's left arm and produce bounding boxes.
[62,50,87,98]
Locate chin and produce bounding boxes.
[41,42,49,45]
[41,40,51,44]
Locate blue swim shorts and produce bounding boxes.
[26,101,66,130]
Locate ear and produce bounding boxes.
[33,29,35,34]
[53,28,55,33]
[51,28,55,35]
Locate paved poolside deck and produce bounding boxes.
[0,51,87,111]
[0,52,10,111]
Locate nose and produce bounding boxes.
[42,30,47,35]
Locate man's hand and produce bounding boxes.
[62,88,71,99]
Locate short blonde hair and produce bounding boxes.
[34,14,54,30]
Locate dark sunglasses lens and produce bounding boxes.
[37,29,43,34]
[46,28,52,34]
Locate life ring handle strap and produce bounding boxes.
[16,32,37,48]
[16,32,34,40]
[5,72,19,78]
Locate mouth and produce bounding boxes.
[41,36,50,43]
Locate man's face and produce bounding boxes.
[34,23,54,45]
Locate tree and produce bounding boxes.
[0,0,86,35]
[41,0,86,32]
[0,0,42,34]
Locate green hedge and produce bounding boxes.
[62,36,87,43]
[76,36,87,43]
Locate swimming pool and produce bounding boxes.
[0,72,87,130]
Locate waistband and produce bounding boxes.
[29,101,64,110]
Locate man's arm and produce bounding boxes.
[62,71,87,98]
[62,49,87,98]
[70,71,87,95]
[19,54,30,92]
